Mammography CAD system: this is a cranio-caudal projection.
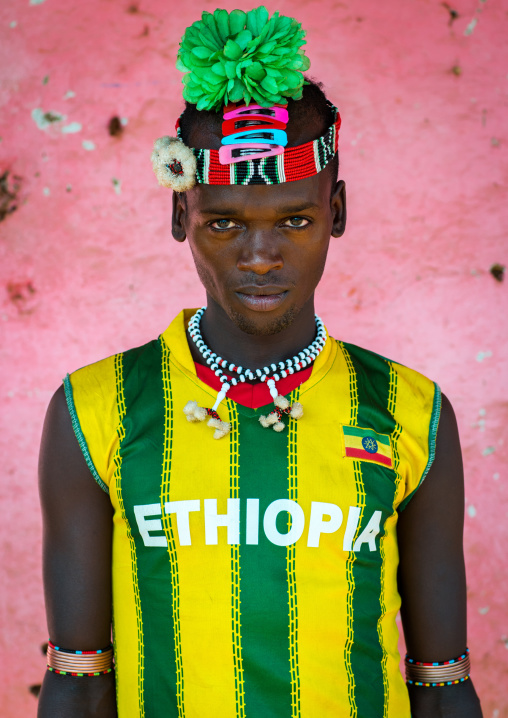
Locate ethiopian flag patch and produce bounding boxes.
[341,425,393,469]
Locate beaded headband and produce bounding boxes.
[150,7,341,191]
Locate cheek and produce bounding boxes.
[187,243,216,292]
[187,239,235,302]
[296,237,330,285]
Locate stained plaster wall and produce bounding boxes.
[0,0,507,715]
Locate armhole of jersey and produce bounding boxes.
[63,374,110,494]
[398,381,442,512]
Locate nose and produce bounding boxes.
[236,231,284,275]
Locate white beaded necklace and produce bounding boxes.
[183,307,328,439]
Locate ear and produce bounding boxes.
[330,180,346,238]
[172,191,187,242]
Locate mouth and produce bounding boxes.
[235,286,289,312]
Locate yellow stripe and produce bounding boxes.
[229,403,246,718]
[287,390,300,718]
[70,354,119,488]
[111,353,145,718]
[390,363,437,504]
[167,357,237,717]
[159,343,184,717]
[377,365,397,717]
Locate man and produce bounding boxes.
[38,7,482,717]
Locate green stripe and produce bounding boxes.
[343,424,391,446]
[63,374,109,494]
[114,353,144,716]
[399,382,442,511]
[118,339,180,718]
[343,343,398,718]
[236,401,292,717]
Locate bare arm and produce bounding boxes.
[397,393,482,717]
[38,385,117,718]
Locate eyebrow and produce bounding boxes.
[198,202,321,216]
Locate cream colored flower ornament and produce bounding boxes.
[150,136,197,192]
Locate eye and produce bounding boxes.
[209,219,239,231]
[282,216,310,228]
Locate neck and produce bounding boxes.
[188,295,318,371]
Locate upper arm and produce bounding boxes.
[39,384,114,649]
[397,392,466,660]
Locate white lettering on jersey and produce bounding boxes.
[353,510,382,552]
[133,499,384,551]
[263,499,305,546]
[342,506,362,552]
[307,502,343,548]
[204,498,240,545]
[246,498,260,545]
[134,503,167,547]
[165,500,200,546]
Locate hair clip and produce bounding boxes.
[221,129,287,147]
[223,104,289,123]
[219,143,284,165]
[222,117,287,136]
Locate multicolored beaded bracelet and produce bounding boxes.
[47,641,114,676]
[405,648,470,687]
[47,666,113,677]
[407,675,469,687]
[48,641,113,655]
[406,648,469,667]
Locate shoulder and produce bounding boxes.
[334,339,442,505]
[66,337,163,407]
[337,338,439,412]
[61,339,160,493]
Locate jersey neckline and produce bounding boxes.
[161,308,337,408]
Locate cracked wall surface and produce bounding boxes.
[0,0,506,714]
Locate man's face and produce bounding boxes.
[172,170,346,336]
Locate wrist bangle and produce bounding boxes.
[47,641,114,677]
[405,648,470,687]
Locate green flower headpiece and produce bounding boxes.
[176,6,310,111]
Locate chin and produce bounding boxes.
[227,304,299,336]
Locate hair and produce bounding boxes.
[178,77,339,190]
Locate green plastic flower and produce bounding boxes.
[176,6,310,111]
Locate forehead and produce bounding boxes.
[185,171,331,217]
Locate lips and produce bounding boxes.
[235,286,289,312]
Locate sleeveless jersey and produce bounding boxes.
[64,309,441,718]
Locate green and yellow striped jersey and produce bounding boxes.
[64,309,441,718]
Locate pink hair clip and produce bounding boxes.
[222,117,287,136]
[219,143,284,165]
[223,104,289,124]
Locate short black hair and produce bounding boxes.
[178,77,339,189]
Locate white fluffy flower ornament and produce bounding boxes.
[183,400,231,440]
[259,394,304,433]
[151,136,197,192]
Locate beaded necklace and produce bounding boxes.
[183,307,327,439]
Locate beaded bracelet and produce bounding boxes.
[405,648,470,687]
[47,641,114,677]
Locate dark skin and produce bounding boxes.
[39,121,482,716]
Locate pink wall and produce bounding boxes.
[1,0,506,714]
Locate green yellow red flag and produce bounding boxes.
[341,425,393,468]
